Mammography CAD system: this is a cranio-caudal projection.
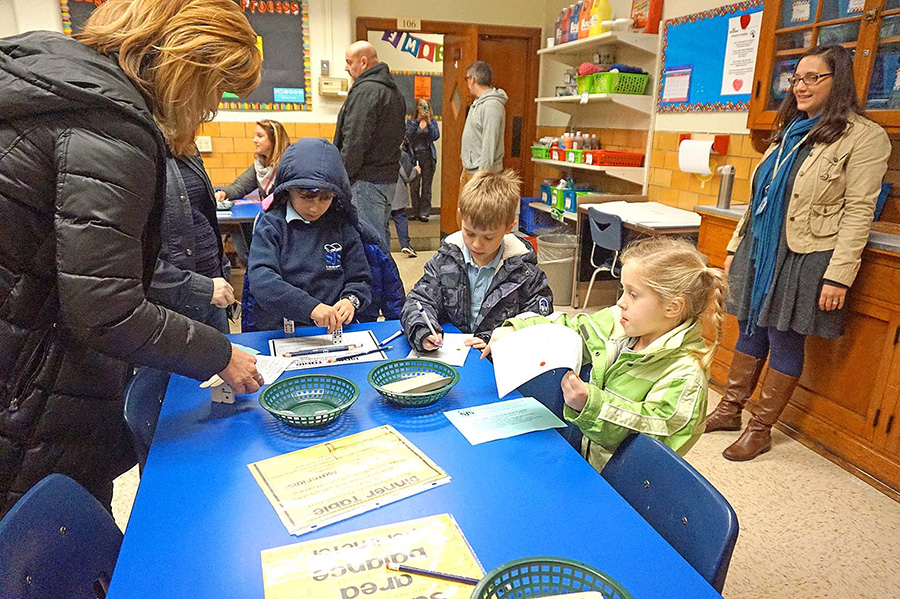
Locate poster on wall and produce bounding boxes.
[59,0,313,112]
[657,0,763,113]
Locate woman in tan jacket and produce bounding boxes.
[705,45,890,461]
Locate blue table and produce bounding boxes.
[217,200,263,224]
[107,321,720,598]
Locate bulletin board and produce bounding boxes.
[657,0,763,113]
[59,0,313,111]
[392,71,444,119]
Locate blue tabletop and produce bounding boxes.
[107,321,720,599]
[217,200,263,224]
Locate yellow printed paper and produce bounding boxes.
[261,513,483,599]
[249,426,450,535]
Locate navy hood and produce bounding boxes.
[270,137,356,223]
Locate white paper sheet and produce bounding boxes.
[444,397,566,445]
[490,323,583,398]
[406,333,473,367]
[721,11,762,96]
[255,355,294,385]
[268,331,386,371]
[583,201,702,228]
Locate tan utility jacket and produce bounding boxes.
[727,113,890,287]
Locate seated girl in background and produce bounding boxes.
[488,237,727,471]
[248,138,372,332]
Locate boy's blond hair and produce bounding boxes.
[620,237,729,370]
[458,170,521,230]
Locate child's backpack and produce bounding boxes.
[356,221,405,322]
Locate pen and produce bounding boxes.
[333,346,392,362]
[282,344,358,357]
[415,300,442,347]
[385,562,479,586]
[378,329,404,346]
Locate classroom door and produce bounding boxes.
[477,35,538,199]
[440,27,478,236]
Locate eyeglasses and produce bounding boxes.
[788,72,834,87]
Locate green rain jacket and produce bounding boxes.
[507,306,709,471]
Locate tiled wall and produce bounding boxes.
[198,121,336,187]
[647,132,762,211]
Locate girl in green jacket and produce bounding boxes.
[488,237,728,471]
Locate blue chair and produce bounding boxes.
[124,367,169,472]
[516,365,593,452]
[601,434,739,593]
[0,474,123,599]
[581,206,623,309]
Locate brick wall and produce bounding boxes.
[647,131,762,211]
[198,121,336,187]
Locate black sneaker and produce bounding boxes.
[401,246,418,258]
[417,215,429,222]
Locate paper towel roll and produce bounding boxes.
[678,139,715,176]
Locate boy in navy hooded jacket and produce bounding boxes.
[249,138,372,332]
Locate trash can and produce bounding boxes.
[537,233,578,306]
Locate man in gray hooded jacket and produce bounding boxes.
[460,60,508,185]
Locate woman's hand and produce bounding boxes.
[422,334,444,351]
[724,255,734,277]
[219,348,263,394]
[561,370,589,412]
[819,284,847,311]
[333,298,356,325]
[480,326,515,359]
[215,190,228,202]
[211,277,235,308]
[310,303,339,332]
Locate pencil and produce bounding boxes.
[415,300,443,347]
[282,344,357,357]
[385,562,480,586]
[378,329,404,346]
[333,346,392,362]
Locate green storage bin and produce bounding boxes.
[592,72,650,95]
[576,74,594,94]
[531,145,550,159]
[564,149,584,164]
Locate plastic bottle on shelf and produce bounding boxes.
[574,131,583,150]
[645,0,663,35]
[579,0,593,40]
[560,6,571,43]
[591,133,599,150]
[589,0,612,36]
[569,3,582,43]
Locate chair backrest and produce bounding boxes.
[0,474,124,599]
[586,206,623,252]
[516,366,593,452]
[123,368,169,470]
[601,434,739,593]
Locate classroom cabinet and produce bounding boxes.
[697,211,900,498]
[748,0,900,142]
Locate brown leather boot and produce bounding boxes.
[723,368,799,461]
[704,351,766,433]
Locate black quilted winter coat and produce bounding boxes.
[0,32,232,515]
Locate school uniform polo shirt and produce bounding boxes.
[461,244,503,330]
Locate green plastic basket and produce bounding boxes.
[367,359,459,407]
[471,557,634,599]
[531,146,550,160]
[591,72,649,95]
[258,374,358,428]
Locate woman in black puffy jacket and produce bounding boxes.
[0,0,263,515]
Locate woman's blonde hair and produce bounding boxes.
[77,0,262,156]
[620,237,728,370]
[257,120,291,168]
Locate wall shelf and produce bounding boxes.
[538,32,659,60]
[532,158,645,185]
[535,93,653,115]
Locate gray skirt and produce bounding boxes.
[728,226,846,339]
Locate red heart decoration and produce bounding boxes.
[740,14,751,29]
[733,78,744,91]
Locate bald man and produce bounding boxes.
[333,41,406,250]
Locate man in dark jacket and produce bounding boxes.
[334,41,406,251]
[0,31,261,515]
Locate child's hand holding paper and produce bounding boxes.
[480,326,514,359]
